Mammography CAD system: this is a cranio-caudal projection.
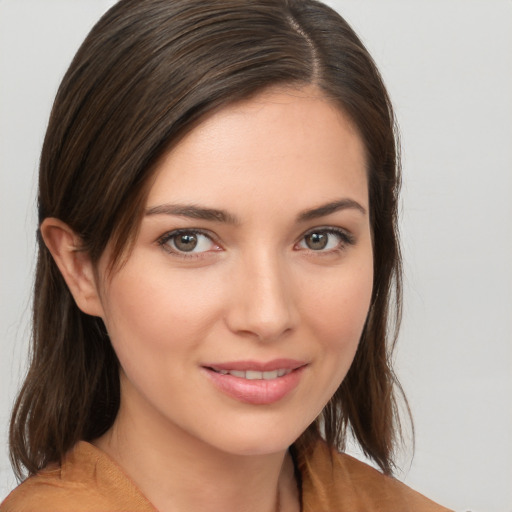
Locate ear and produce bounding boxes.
[40,218,105,318]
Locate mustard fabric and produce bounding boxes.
[1,441,452,511]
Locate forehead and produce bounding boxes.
[147,86,368,216]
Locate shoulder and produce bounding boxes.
[298,441,453,512]
[0,442,155,512]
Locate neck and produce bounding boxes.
[93,378,300,512]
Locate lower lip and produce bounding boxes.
[203,366,306,405]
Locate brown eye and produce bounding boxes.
[174,233,198,252]
[159,230,218,254]
[298,228,353,252]
[304,232,329,250]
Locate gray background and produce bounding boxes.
[1,1,511,511]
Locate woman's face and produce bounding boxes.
[94,86,373,456]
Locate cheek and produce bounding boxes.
[303,260,374,350]
[291,258,373,421]
[98,264,226,361]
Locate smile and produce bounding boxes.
[203,360,307,405]
[210,368,292,380]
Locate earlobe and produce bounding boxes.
[40,218,104,318]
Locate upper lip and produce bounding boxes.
[203,359,307,372]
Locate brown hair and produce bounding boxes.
[10,0,406,479]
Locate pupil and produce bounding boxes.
[175,233,197,252]
[307,232,327,250]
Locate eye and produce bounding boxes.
[158,229,219,254]
[297,228,354,252]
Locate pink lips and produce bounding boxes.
[202,359,307,405]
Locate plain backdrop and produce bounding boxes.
[1,1,511,511]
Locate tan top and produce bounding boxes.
[1,441,452,511]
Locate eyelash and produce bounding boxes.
[156,227,355,258]
[297,227,356,254]
[157,229,221,259]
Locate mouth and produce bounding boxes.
[208,368,293,380]
[202,360,307,405]
[203,358,306,379]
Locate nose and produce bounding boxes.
[225,249,298,342]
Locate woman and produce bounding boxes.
[2,0,451,510]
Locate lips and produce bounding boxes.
[204,358,305,372]
[202,359,307,405]
[210,368,292,380]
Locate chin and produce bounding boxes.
[196,419,309,458]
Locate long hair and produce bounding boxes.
[10,0,405,479]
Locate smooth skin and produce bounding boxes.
[42,86,373,512]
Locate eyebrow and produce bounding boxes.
[145,198,366,224]
[145,204,238,224]
[297,198,367,221]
